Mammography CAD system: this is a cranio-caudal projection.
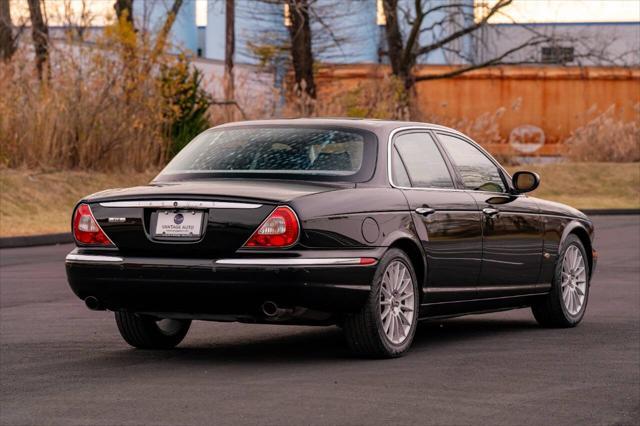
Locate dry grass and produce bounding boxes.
[565,105,640,162]
[0,23,178,171]
[0,163,637,238]
[0,169,156,237]
[506,162,640,209]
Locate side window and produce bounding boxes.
[392,132,454,189]
[437,133,506,193]
[391,149,411,187]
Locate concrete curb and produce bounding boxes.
[0,233,73,249]
[0,210,638,249]
[581,209,640,216]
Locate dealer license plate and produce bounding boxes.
[154,210,204,238]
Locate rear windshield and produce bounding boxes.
[157,126,377,182]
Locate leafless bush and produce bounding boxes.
[314,75,404,119]
[565,104,640,162]
[0,22,176,171]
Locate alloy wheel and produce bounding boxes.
[380,260,415,344]
[156,318,184,336]
[561,245,587,316]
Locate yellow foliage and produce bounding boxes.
[0,18,191,171]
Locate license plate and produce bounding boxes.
[154,210,204,238]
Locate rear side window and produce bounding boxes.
[391,151,411,187]
[437,133,506,193]
[392,132,454,189]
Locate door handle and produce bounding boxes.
[415,207,435,216]
[482,207,499,217]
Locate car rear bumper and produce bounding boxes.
[65,248,380,320]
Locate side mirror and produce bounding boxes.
[512,171,540,193]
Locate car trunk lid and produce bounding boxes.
[86,179,348,257]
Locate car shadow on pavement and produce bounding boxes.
[412,317,541,350]
[102,316,541,364]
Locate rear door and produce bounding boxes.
[435,132,544,297]
[390,130,482,303]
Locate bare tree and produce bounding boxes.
[380,0,559,116]
[137,0,183,76]
[0,0,17,61]
[150,0,184,62]
[224,0,235,106]
[286,0,316,102]
[57,0,96,41]
[114,0,134,30]
[27,0,49,81]
[244,0,357,115]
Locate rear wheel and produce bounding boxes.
[532,234,590,327]
[344,248,419,358]
[115,312,191,349]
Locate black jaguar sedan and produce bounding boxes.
[66,119,596,357]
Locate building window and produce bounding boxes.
[376,0,386,26]
[284,3,292,27]
[541,46,575,64]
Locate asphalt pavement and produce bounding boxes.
[1,216,638,426]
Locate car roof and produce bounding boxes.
[214,118,455,134]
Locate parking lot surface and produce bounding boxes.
[1,216,638,425]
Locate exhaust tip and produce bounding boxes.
[261,301,278,317]
[84,296,103,311]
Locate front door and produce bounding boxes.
[390,131,483,303]
[435,132,545,297]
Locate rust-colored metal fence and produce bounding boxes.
[316,64,640,156]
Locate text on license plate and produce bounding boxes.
[155,210,203,237]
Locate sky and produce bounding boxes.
[10,0,640,27]
[481,0,640,24]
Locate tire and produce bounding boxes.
[344,248,420,358]
[532,234,590,328]
[115,312,191,349]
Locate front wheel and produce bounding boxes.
[344,248,419,358]
[115,312,191,349]
[532,234,590,327]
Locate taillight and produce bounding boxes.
[243,206,300,248]
[72,203,113,246]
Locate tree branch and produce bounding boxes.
[150,0,183,62]
[415,36,548,81]
[401,0,424,67]
[417,0,512,57]
[308,4,346,57]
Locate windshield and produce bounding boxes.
[157,126,377,182]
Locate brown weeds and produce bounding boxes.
[565,104,640,162]
[0,22,173,171]
[2,35,638,172]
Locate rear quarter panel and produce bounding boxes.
[290,188,415,249]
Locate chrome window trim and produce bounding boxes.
[387,126,466,192]
[215,258,371,266]
[434,130,512,192]
[99,200,263,209]
[389,129,456,191]
[66,253,124,264]
[386,126,521,197]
